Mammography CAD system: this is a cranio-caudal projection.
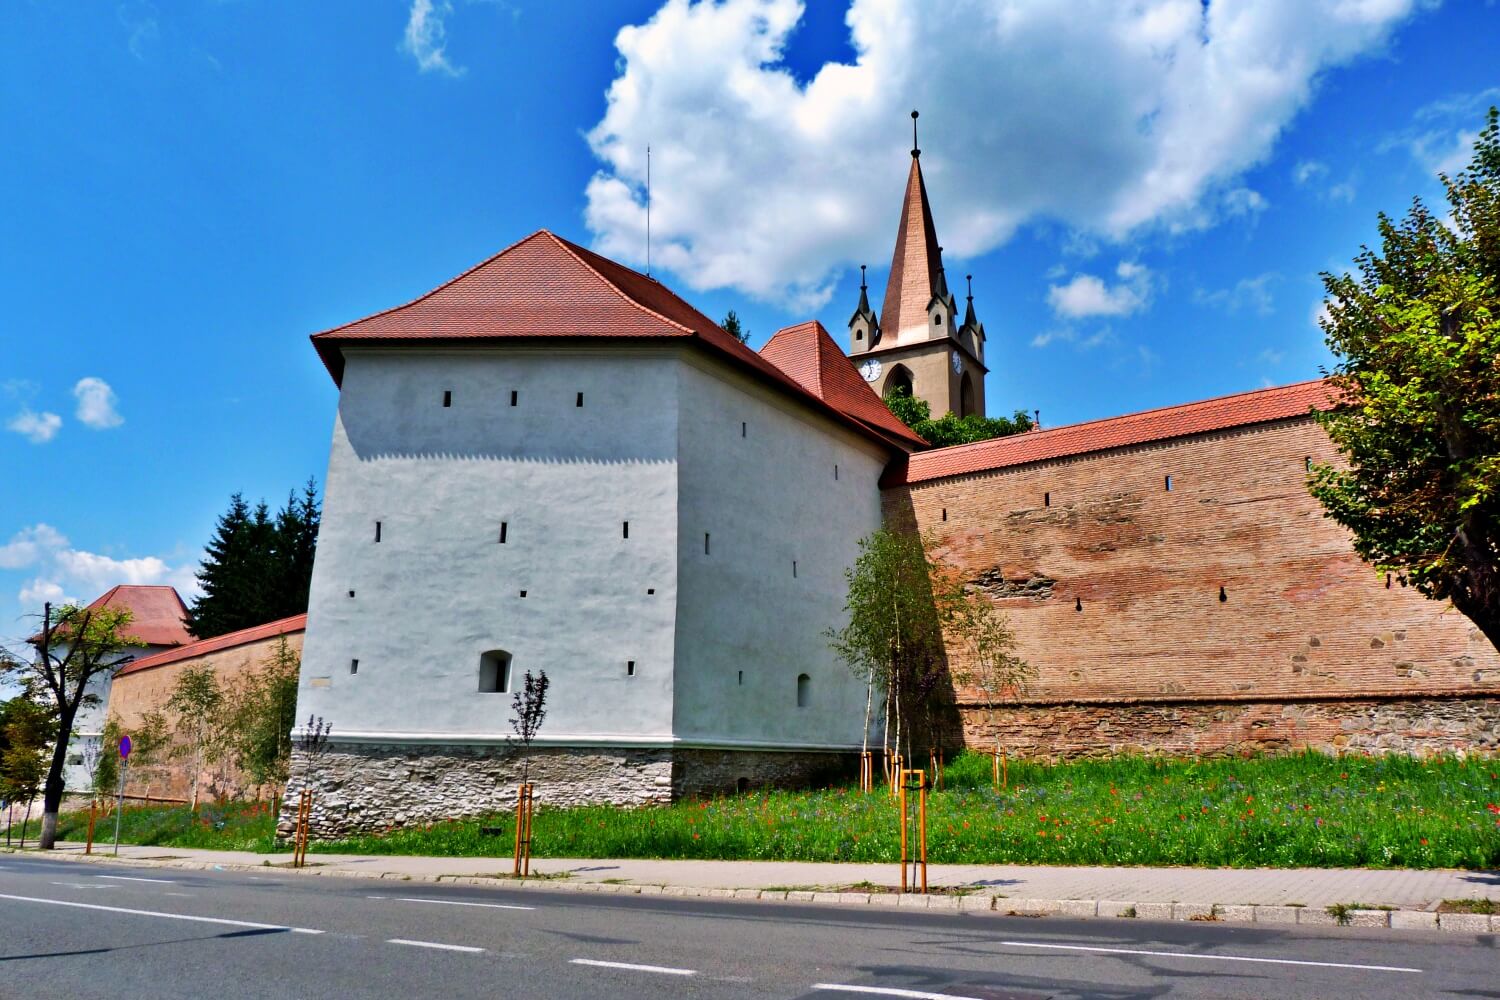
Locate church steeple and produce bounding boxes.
[879,115,946,344]
[846,111,988,421]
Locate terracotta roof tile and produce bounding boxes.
[116,614,306,678]
[884,379,1340,486]
[31,585,193,648]
[760,321,926,448]
[310,230,913,453]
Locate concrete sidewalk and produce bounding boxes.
[10,842,1496,932]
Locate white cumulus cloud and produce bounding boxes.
[73,377,123,430]
[1048,262,1153,319]
[402,0,465,76]
[1194,272,1279,316]
[6,408,62,444]
[584,0,1423,307]
[0,524,69,570]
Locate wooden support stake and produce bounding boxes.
[513,783,535,877]
[859,751,873,794]
[85,799,97,856]
[897,768,928,894]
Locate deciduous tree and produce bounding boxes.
[884,384,1034,447]
[0,602,144,849]
[1310,108,1500,650]
[166,664,227,809]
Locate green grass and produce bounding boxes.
[25,752,1500,869]
[43,799,279,853]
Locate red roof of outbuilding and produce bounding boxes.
[884,378,1341,487]
[32,585,194,648]
[116,614,306,678]
[310,230,915,453]
[760,321,926,448]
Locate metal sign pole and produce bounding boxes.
[113,735,131,857]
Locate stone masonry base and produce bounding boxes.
[277,743,852,839]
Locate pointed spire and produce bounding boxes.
[848,263,880,340]
[962,273,978,329]
[879,116,944,342]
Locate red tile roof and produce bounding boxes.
[310,230,914,453]
[31,585,193,648]
[116,614,306,678]
[760,321,926,448]
[884,378,1341,487]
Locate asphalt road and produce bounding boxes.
[0,854,1493,999]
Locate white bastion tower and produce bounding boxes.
[288,230,923,834]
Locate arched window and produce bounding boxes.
[478,650,512,693]
[884,364,914,400]
[796,673,811,708]
[960,371,976,418]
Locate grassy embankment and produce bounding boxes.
[29,751,1500,869]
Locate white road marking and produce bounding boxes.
[570,959,696,977]
[395,897,534,912]
[50,882,115,890]
[998,940,1422,974]
[388,938,485,954]
[97,874,176,884]
[814,986,988,1000]
[164,892,194,898]
[0,892,323,935]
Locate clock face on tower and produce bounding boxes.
[951,350,963,375]
[859,358,882,382]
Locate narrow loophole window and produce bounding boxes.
[442,390,452,407]
[834,464,839,480]
[1075,597,1083,612]
[704,533,711,555]
[1219,585,1228,603]
[576,392,584,407]
[1044,493,1051,507]
[796,673,811,708]
[510,390,518,407]
[623,521,629,539]
[741,421,747,438]
[626,660,636,677]
[737,670,743,686]
[350,659,359,675]
[499,522,508,544]
[941,508,947,521]
[1164,475,1174,492]
[792,560,798,578]
[1305,456,1313,472]
[519,589,527,598]
[374,521,382,542]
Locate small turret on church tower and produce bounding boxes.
[848,111,987,419]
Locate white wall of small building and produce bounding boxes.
[295,347,680,745]
[672,356,888,750]
[295,343,892,758]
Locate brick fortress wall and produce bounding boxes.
[883,416,1500,757]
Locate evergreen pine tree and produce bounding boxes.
[187,483,321,638]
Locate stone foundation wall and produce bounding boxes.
[957,695,1500,759]
[279,742,849,838]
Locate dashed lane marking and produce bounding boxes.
[0,892,323,934]
[813,986,988,1000]
[50,882,116,890]
[388,938,485,954]
[395,897,535,912]
[997,940,1422,974]
[570,959,696,977]
[97,875,176,884]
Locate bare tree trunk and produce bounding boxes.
[38,704,78,850]
[20,799,33,848]
[861,681,872,755]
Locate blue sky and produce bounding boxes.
[2,0,1497,653]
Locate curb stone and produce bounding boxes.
[7,849,1489,934]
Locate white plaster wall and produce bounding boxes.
[672,356,888,750]
[295,348,680,744]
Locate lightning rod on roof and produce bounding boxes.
[646,144,652,278]
[911,109,920,157]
